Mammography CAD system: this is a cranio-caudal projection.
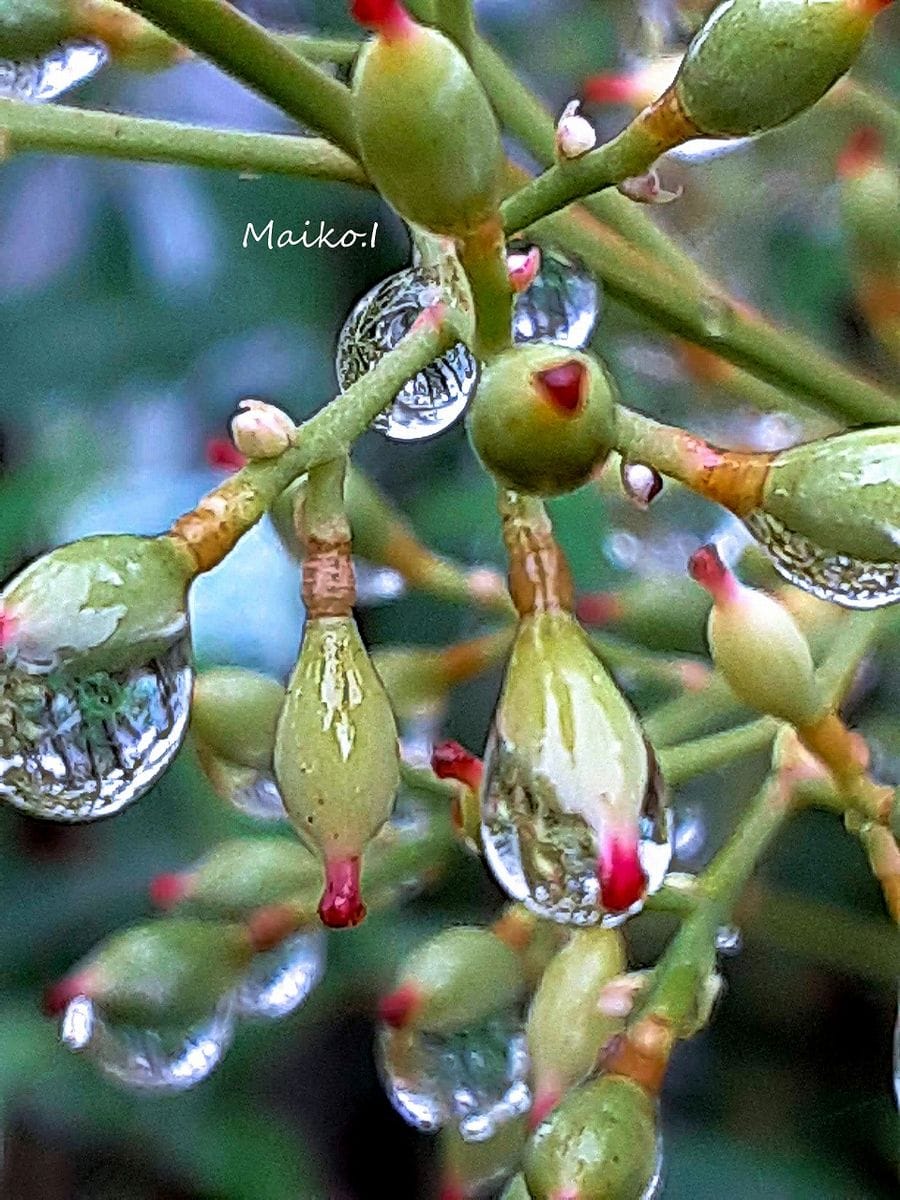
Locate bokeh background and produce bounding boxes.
[1,1,898,1197]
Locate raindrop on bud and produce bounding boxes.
[714,924,743,956]
[0,40,107,102]
[234,930,327,1020]
[512,243,601,352]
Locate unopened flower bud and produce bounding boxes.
[0,0,75,56]
[230,399,295,460]
[351,1,504,236]
[192,668,285,772]
[526,928,627,1126]
[45,919,252,1026]
[617,169,682,205]
[524,1075,659,1200]
[689,544,822,725]
[274,615,400,928]
[439,1117,528,1200]
[378,925,526,1034]
[468,345,618,496]
[556,101,597,160]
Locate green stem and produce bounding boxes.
[121,0,358,155]
[0,99,367,184]
[303,457,350,544]
[644,676,748,747]
[433,0,476,57]
[276,34,363,65]
[457,221,514,359]
[658,718,778,787]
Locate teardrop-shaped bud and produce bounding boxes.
[524,1075,660,1200]
[45,919,252,1027]
[274,615,401,928]
[480,610,671,926]
[379,926,527,1035]
[351,3,504,236]
[673,0,887,139]
[744,427,900,608]
[468,346,618,497]
[526,928,627,1125]
[689,545,823,725]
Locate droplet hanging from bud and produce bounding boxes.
[0,38,107,101]
[234,930,327,1020]
[511,243,602,351]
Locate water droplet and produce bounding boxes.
[399,713,441,769]
[353,560,407,605]
[673,803,707,867]
[511,244,601,351]
[714,925,742,956]
[480,730,672,927]
[744,509,900,610]
[377,1010,531,1142]
[0,41,107,103]
[234,930,326,1020]
[0,637,193,822]
[195,742,286,822]
[60,993,234,1092]
[620,461,663,510]
[336,267,478,442]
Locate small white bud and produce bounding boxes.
[618,169,683,204]
[556,100,597,160]
[231,399,295,460]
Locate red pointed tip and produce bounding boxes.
[0,608,19,649]
[378,981,423,1029]
[42,973,93,1018]
[431,741,483,792]
[149,871,190,910]
[439,1182,466,1200]
[529,1085,561,1129]
[534,361,588,415]
[319,857,367,929]
[351,0,415,38]
[575,593,625,626]
[508,246,542,294]
[837,127,883,178]
[688,544,739,605]
[583,73,639,105]
[598,832,647,913]
[205,437,247,472]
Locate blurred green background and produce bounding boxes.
[0,1,898,1197]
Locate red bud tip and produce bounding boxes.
[438,1180,466,1200]
[529,1085,561,1129]
[247,903,302,952]
[0,608,19,648]
[688,544,740,605]
[508,246,542,294]
[319,856,367,929]
[206,437,247,472]
[378,981,423,1029]
[575,593,625,626]
[837,127,883,178]
[534,361,587,415]
[550,1190,580,1200]
[431,741,484,792]
[351,0,415,39]
[599,833,647,913]
[149,871,190,910]
[583,73,639,105]
[42,973,93,1018]
[410,302,446,335]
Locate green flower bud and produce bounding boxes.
[439,1116,529,1200]
[0,0,75,57]
[379,925,526,1034]
[192,668,285,773]
[274,615,401,928]
[524,1075,659,1200]
[689,545,822,725]
[527,928,627,1125]
[745,427,900,608]
[501,1176,533,1200]
[45,919,252,1026]
[468,347,617,496]
[674,0,886,138]
[0,535,192,676]
[352,3,504,236]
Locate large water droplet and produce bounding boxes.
[377,1011,531,1142]
[60,993,234,1092]
[744,509,900,610]
[336,267,478,442]
[511,244,601,350]
[196,745,286,822]
[234,930,326,1020]
[480,731,672,927]
[0,41,107,103]
[0,637,193,822]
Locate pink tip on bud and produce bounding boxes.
[598,832,647,913]
[575,593,625,626]
[42,973,93,1018]
[378,981,423,1028]
[550,1190,580,1200]
[431,741,483,792]
[319,856,367,929]
[247,903,302,952]
[0,608,19,649]
[410,302,447,335]
[583,73,639,106]
[529,1084,561,1129]
[688,543,740,605]
[508,245,542,294]
[351,0,415,39]
[206,437,247,472]
[534,360,587,415]
[149,871,190,910]
[837,126,883,178]
[438,1181,466,1200]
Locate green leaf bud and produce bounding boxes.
[526,928,628,1126]
[192,668,285,773]
[351,2,504,236]
[274,615,401,928]
[45,918,252,1026]
[378,925,527,1034]
[0,534,193,676]
[468,347,618,497]
[524,1075,659,1200]
[689,545,823,725]
[673,0,888,138]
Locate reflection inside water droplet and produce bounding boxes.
[511,243,601,351]
[0,637,193,822]
[60,993,234,1092]
[195,742,286,822]
[235,930,326,1020]
[714,924,742,956]
[0,41,107,103]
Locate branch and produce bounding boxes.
[0,99,367,184]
